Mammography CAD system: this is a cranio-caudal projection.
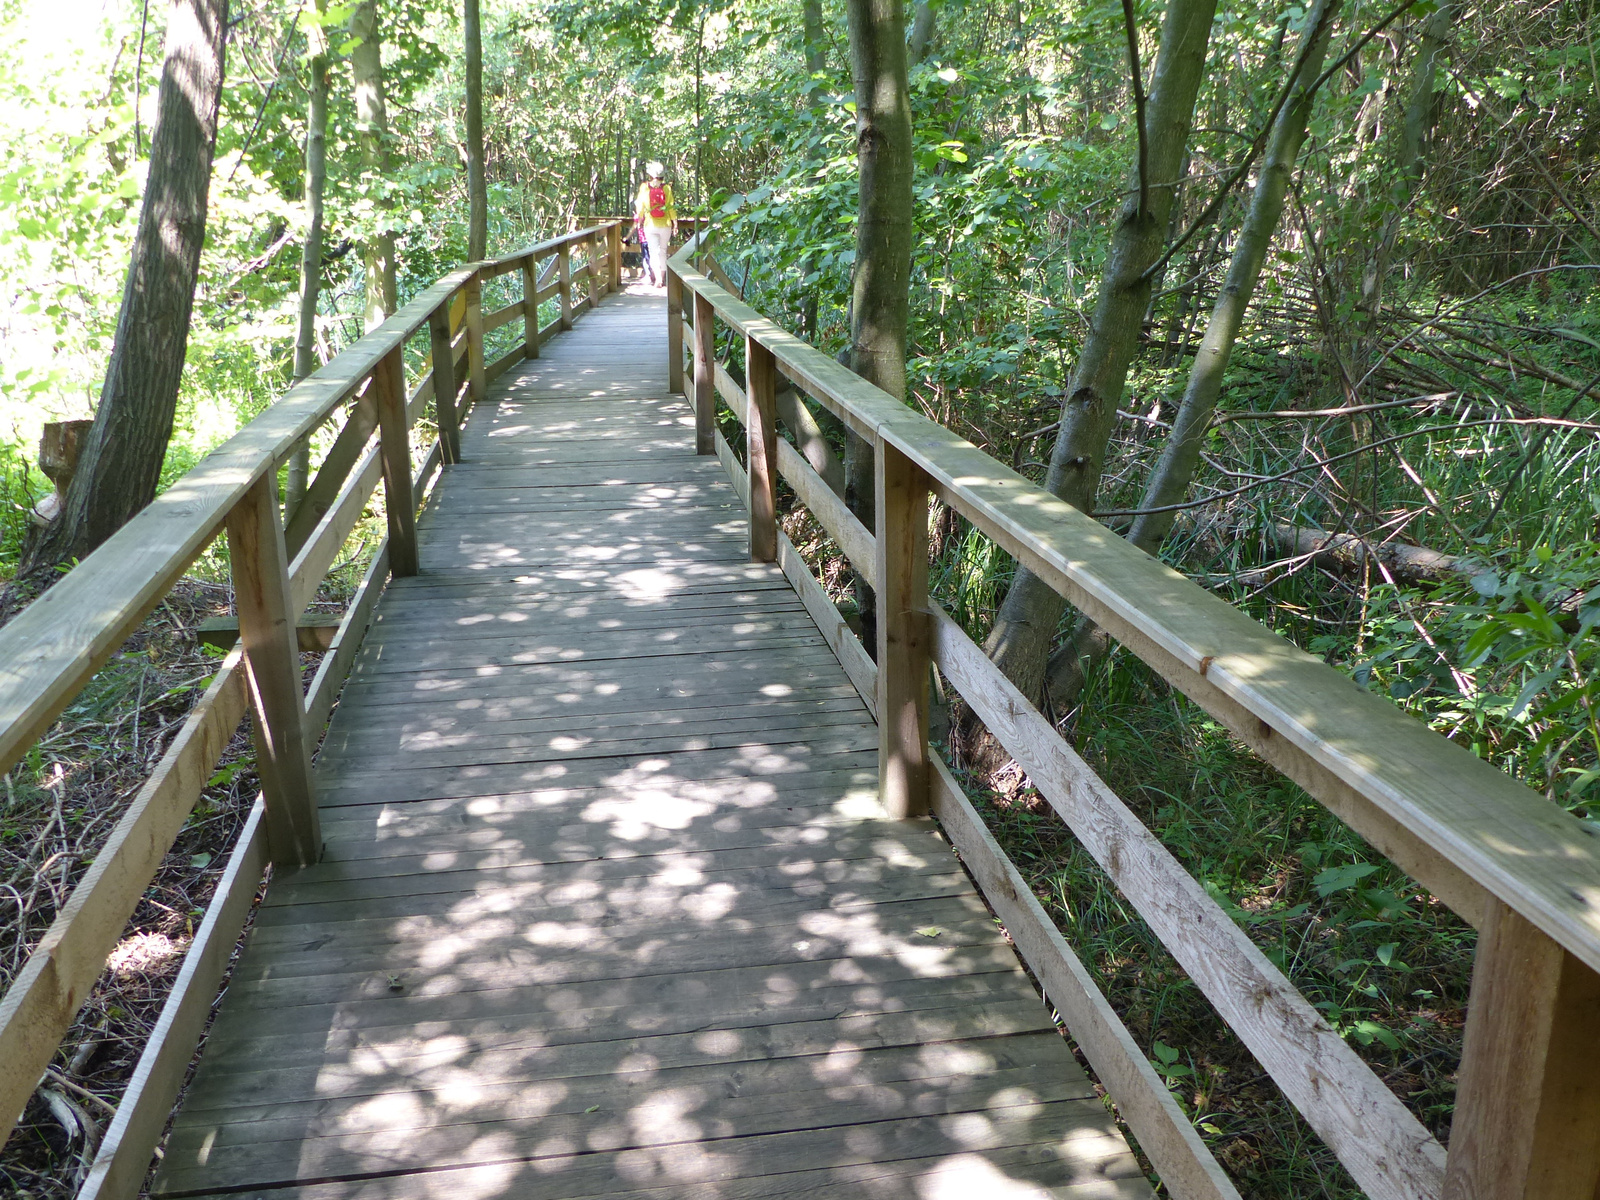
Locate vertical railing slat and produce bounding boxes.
[745,336,778,562]
[428,302,461,465]
[693,292,716,455]
[521,255,540,359]
[374,348,418,578]
[874,440,931,820]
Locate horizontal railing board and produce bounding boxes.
[666,244,1600,977]
[931,605,1446,1200]
[75,796,268,1200]
[0,649,248,1137]
[927,758,1242,1200]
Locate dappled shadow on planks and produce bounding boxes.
[151,290,1150,1200]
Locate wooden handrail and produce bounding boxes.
[0,218,628,1163]
[666,234,1600,1200]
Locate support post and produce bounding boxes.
[581,235,597,310]
[558,243,573,331]
[1443,896,1600,1199]
[746,335,778,562]
[428,302,461,464]
[463,270,486,405]
[373,347,418,578]
[521,255,540,359]
[227,474,319,868]
[874,439,931,819]
[667,268,684,394]
[693,291,715,455]
[608,222,623,293]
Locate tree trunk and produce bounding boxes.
[287,0,331,520]
[843,0,914,657]
[350,0,397,330]
[25,0,229,573]
[982,0,1217,704]
[464,0,488,260]
[909,1,936,66]
[801,0,826,76]
[1128,0,1341,554]
[1033,0,1344,704]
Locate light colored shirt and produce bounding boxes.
[635,181,676,229]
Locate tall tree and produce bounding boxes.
[464,0,488,260]
[349,0,397,329]
[25,0,230,572]
[842,0,914,652]
[801,0,826,76]
[1127,0,1342,555]
[981,0,1218,704]
[287,0,332,517]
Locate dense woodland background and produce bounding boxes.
[0,0,1597,1194]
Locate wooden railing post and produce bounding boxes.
[427,301,462,465]
[693,292,715,455]
[608,222,623,293]
[875,439,931,819]
[521,254,540,359]
[558,244,573,331]
[1443,897,1600,1198]
[746,335,778,562]
[463,270,486,405]
[583,235,599,310]
[227,475,320,868]
[667,268,684,394]
[373,347,418,578]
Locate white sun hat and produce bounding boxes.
[645,161,665,177]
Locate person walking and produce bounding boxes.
[634,162,677,288]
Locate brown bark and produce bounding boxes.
[982,0,1218,704]
[349,0,397,330]
[464,0,488,261]
[26,0,229,572]
[843,0,914,657]
[288,0,332,518]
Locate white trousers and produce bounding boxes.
[643,225,672,285]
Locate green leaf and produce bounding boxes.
[1312,862,1379,898]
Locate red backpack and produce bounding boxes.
[648,184,668,219]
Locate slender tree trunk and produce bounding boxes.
[287,0,331,519]
[350,0,397,329]
[909,1,936,66]
[26,0,229,573]
[801,0,826,76]
[1128,0,1341,554]
[843,0,914,656]
[982,0,1217,704]
[464,0,488,260]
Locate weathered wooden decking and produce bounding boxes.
[153,288,1151,1199]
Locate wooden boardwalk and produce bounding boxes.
[152,288,1151,1199]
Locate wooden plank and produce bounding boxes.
[283,383,378,559]
[196,613,341,652]
[483,297,525,334]
[693,290,716,455]
[485,343,524,384]
[374,347,418,578]
[875,442,930,820]
[746,335,779,562]
[521,257,539,359]
[428,303,462,465]
[778,437,876,586]
[287,447,381,614]
[0,651,246,1141]
[228,474,320,869]
[928,757,1244,1200]
[776,384,844,495]
[667,268,684,394]
[777,535,878,718]
[305,543,391,733]
[463,272,487,405]
[558,244,573,331]
[1443,898,1600,1199]
[929,604,1447,1200]
[76,798,267,1200]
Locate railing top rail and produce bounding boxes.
[666,238,1600,977]
[486,220,630,272]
